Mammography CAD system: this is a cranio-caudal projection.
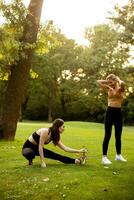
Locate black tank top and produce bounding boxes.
[32,132,40,144]
[32,131,51,145]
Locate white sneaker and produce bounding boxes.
[102,156,112,164]
[115,155,127,162]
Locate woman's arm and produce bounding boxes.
[115,76,125,92]
[97,80,113,91]
[57,141,86,153]
[39,129,48,168]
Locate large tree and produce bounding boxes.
[112,0,134,46]
[111,0,134,93]
[0,0,44,140]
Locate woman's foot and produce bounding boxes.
[115,154,127,162]
[102,156,112,164]
[28,160,33,165]
[75,154,87,165]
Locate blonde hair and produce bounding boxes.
[106,74,117,81]
[106,74,125,92]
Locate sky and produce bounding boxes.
[2,0,129,45]
[39,0,129,45]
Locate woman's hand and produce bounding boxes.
[41,161,46,168]
[79,148,88,153]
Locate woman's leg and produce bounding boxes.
[22,148,36,164]
[114,109,122,154]
[22,140,37,165]
[103,108,113,155]
[43,148,75,164]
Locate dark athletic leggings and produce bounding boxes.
[22,140,75,164]
[103,107,123,155]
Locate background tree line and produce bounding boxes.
[0,0,133,140]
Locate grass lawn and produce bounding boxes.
[0,121,134,200]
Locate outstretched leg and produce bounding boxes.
[43,148,75,164]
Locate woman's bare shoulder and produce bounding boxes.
[37,128,49,135]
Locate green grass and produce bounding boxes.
[0,121,134,200]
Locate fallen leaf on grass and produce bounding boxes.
[43,177,49,182]
[104,166,109,169]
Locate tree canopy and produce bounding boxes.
[0,0,133,140]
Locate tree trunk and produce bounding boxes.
[60,88,66,119]
[48,79,57,122]
[0,0,44,140]
[48,82,54,123]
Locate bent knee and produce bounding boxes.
[22,148,35,156]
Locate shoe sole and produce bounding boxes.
[102,162,112,165]
[115,159,127,162]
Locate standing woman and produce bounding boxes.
[22,118,87,167]
[97,74,127,164]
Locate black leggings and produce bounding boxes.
[22,140,75,164]
[103,107,123,155]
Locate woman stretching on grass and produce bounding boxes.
[97,74,127,165]
[22,118,87,167]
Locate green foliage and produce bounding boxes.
[21,20,133,124]
[0,1,133,124]
[0,121,134,200]
[84,24,129,76]
[123,94,134,125]
[27,21,82,121]
[0,0,28,72]
[110,0,134,93]
[0,0,27,28]
[112,0,134,45]
[23,79,49,120]
[0,26,21,73]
